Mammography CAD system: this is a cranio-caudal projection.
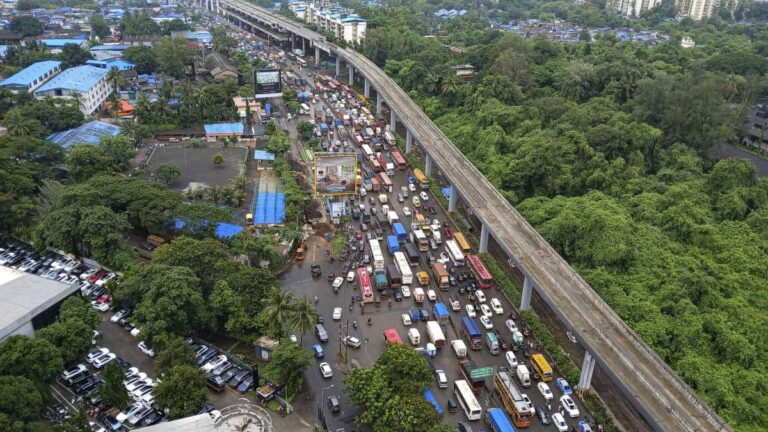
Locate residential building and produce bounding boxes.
[0,60,62,93]
[289,2,366,44]
[610,0,663,17]
[204,52,239,82]
[34,65,111,115]
[38,38,87,53]
[89,43,131,60]
[675,0,734,19]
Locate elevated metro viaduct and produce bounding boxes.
[212,2,731,431]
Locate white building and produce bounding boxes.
[676,0,723,20]
[34,66,112,115]
[289,2,366,44]
[610,0,663,17]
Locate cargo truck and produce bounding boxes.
[451,339,467,358]
[486,332,500,355]
[426,321,445,349]
[433,302,449,325]
[458,359,485,393]
[432,262,449,290]
[374,270,388,293]
[392,223,407,243]
[486,407,515,432]
[386,235,400,255]
[516,364,531,388]
[387,211,399,225]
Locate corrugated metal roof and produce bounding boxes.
[204,122,244,135]
[254,150,275,161]
[35,65,108,94]
[0,60,61,88]
[46,120,121,149]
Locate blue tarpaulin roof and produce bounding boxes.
[441,187,451,198]
[204,122,244,135]
[423,389,443,415]
[0,60,61,89]
[254,150,275,161]
[215,223,244,240]
[253,192,286,225]
[39,38,86,48]
[46,121,121,149]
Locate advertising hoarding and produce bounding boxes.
[254,69,282,98]
[314,153,356,196]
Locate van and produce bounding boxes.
[408,328,421,345]
[315,324,328,342]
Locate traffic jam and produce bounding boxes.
[300,72,595,431]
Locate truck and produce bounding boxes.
[404,243,420,266]
[413,287,425,303]
[516,364,531,388]
[386,235,400,255]
[432,262,449,290]
[369,239,385,270]
[374,270,388,293]
[431,228,442,244]
[386,162,394,176]
[376,152,387,169]
[486,332,500,355]
[459,359,486,393]
[486,408,516,432]
[392,223,407,243]
[451,339,467,358]
[433,302,449,325]
[426,321,445,349]
[386,264,401,289]
[387,211,399,226]
[378,193,387,204]
[461,317,483,350]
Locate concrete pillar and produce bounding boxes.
[479,223,489,253]
[520,276,533,311]
[448,185,457,212]
[405,130,412,153]
[425,154,432,177]
[335,57,340,77]
[364,79,370,98]
[578,352,596,391]
[302,38,306,54]
[390,110,396,129]
[348,65,354,84]
[376,92,382,114]
[315,46,320,66]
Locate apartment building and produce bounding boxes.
[289,1,366,44]
[0,60,62,93]
[34,65,111,115]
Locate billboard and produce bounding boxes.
[254,69,282,99]
[314,153,357,196]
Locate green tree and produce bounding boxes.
[105,67,128,93]
[0,335,63,382]
[297,121,316,141]
[265,131,289,154]
[37,321,92,366]
[155,37,194,79]
[0,376,44,421]
[90,15,110,39]
[123,46,157,74]
[263,341,312,395]
[9,16,43,36]
[58,44,93,68]
[154,365,207,419]
[100,135,135,172]
[155,164,182,185]
[66,144,115,182]
[3,108,46,137]
[259,288,294,339]
[212,153,224,166]
[99,362,129,410]
[154,336,196,378]
[121,11,160,37]
[211,25,237,55]
[288,298,318,343]
[56,405,91,432]
[59,296,101,329]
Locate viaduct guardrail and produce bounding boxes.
[216,2,730,431]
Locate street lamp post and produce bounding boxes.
[318,384,335,429]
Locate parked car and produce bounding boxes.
[560,395,579,418]
[111,309,130,323]
[312,344,324,359]
[319,362,333,378]
[236,374,254,393]
[116,402,144,423]
[202,355,228,373]
[61,364,87,381]
[328,396,341,413]
[86,348,109,363]
[138,341,155,358]
[228,370,250,388]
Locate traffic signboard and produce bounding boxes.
[470,366,493,379]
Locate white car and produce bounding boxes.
[401,286,411,297]
[475,290,486,303]
[80,268,98,281]
[408,183,416,192]
[505,351,518,369]
[538,382,554,401]
[111,309,130,323]
[480,304,492,318]
[419,191,429,202]
[61,364,87,381]
[560,395,580,418]
[116,402,144,423]
[346,271,355,282]
[479,315,493,329]
[521,394,535,414]
[333,277,344,291]
[465,304,476,318]
[427,289,436,301]
[401,314,412,326]
[130,327,141,338]
[202,355,228,373]
[86,348,109,363]
[138,341,155,357]
[132,385,155,399]
[552,412,569,431]
[431,219,441,230]
[435,369,448,389]
[95,273,116,287]
[319,362,333,378]
[91,301,110,312]
[126,378,152,392]
[332,307,342,320]
[490,298,503,315]
[93,353,116,369]
[505,319,518,333]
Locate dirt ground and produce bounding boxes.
[144,145,249,192]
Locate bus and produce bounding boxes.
[393,252,413,285]
[445,239,465,267]
[296,57,307,67]
[531,353,553,382]
[404,243,420,266]
[358,268,373,303]
[454,380,482,421]
[300,103,310,113]
[392,151,407,170]
[379,172,393,193]
[495,370,533,428]
[454,232,471,253]
[467,255,493,289]
[383,328,403,345]
[361,144,374,159]
[371,159,382,173]
[369,239,385,270]
[486,408,516,432]
[413,168,429,190]
[355,134,364,146]
[410,229,429,252]
[386,264,401,289]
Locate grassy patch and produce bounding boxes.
[331,232,347,254]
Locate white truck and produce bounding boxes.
[516,364,531,388]
[426,321,445,349]
[378,193,388,204]
[431,228,442,244]
[386,162,394,176]
[413,287,425,303]
[451,339,467,358]
[387,211,399,225]
[408,328,421,345]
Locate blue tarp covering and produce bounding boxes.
[215,223,243,240]
[253,192,286,225]
[265,102,271,115]
[254,150,276,161]
[488,408,515,432]
[204,122,244,135]
[423,389,443,415]
[46,121,121,149]
[441,187,451,198]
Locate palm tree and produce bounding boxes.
[106,66,127,94]
[441,74,460,95]
[5,112,30,136]
[68,92,83,112]
[289,298,319,343]
[261,288,295,339]
[423,72,441,95]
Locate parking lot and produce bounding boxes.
[279,62,592,431]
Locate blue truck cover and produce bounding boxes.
[487,407,515,432]
[462,317,482,339]
[363,179,372,188]
[409,307,421,321]
[392,223,407,242]
[319,123,328,131]
[375,272,388,291]
[335,119,343,127]
[386,235,400,255]
[423,388,443,415]
[433,303,449,324]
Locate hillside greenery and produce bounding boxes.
[358,6,768,430]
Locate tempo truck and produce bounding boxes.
[426,321,445,349]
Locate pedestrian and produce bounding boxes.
[547,402,551,411]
